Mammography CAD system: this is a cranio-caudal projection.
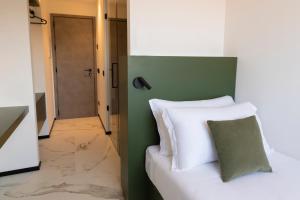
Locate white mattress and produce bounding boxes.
[146,145,300,200]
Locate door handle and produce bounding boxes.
[84,69,92,72]
[84,68,93,78]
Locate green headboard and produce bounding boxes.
[119,56,237,200]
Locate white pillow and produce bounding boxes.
[163,102,272,171]
[149,96,235,156]
[254,115,273,156]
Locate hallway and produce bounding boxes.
[0,117,123,200]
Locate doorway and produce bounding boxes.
[108,19,128,153]
[51,15,97,119]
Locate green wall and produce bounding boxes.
[119,56,237,200]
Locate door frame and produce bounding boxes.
[50,14,98,119]
[103,0,111,131]
[107,18,128,153]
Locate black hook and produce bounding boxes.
[29,9,47,25]
[133,77,152,90]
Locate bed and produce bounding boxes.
[146,145,300,200]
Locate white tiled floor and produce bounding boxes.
[0,117,123,200]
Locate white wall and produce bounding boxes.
[39,0,97,132]
[30,7,46,93]
[30,6,49,136]
[39,0,56,136]
[225,0,300,159]
[0,0,40,171]
[97,0,110,130]
[128,0,226,56]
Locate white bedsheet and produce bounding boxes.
[146,145,300,200]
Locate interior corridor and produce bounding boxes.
[0,117,123,200]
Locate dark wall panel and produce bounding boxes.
[119,56,237,200]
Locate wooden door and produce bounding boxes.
[52,15,97,119]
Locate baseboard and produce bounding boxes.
[0,161,41,177]
[38,118,56,140]
[97,114,111,135]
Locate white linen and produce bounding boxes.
[255,114,272,155]
[146,146,300,200]
[149,96,235,156]
[163,102,273,170]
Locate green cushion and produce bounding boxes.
[208,116,272,182]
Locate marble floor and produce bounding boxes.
[109,114,119,153]
[0,117,124,200]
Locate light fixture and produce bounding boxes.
[29,0,40,7]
